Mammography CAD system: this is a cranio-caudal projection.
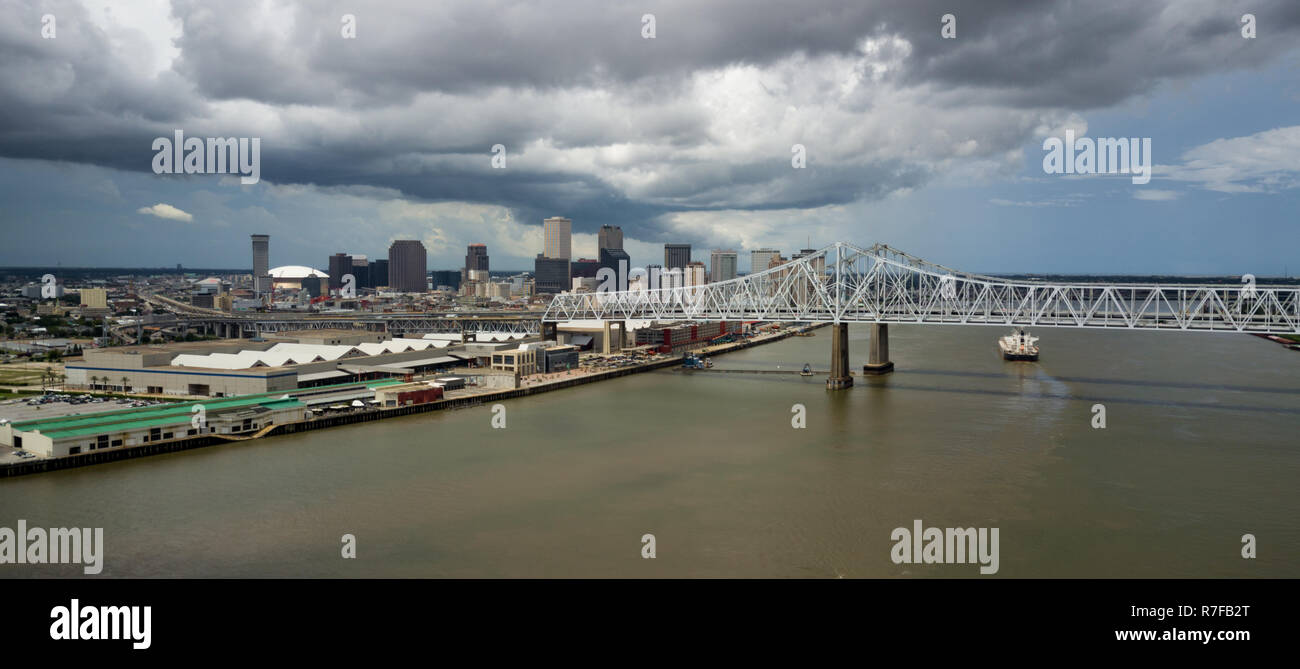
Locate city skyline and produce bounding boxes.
[2,2,1299,276]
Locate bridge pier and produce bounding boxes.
[864,323,894,375]
[827,323,853,390]
[541,322,557,342]
[601,321,624,353]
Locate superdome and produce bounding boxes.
[269,265,328,279]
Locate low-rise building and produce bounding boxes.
[490,347,537,376]
[539,345,580,373]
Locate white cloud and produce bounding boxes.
[137,203,194,222]
[1132,189,1181,201]
[1160,126,1300,193]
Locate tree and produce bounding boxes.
[89,375,99,390]
[121,376,129,392]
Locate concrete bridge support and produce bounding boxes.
[601,321,625,353]
[827,323,853,390]
[864,323,895,375]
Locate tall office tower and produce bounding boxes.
[598,225,623,252]
[599,247,630,277]
[368,259,389,288]
[664,243,691,271]
[251,234,270,293]
[328,253,353,291]
[534,254,571,294]
[710,250,738,283]
[751,248,780,275]
[350,255,370,289]
[388,240,428,293]
[543,217,572,260]
[465,244,490,272]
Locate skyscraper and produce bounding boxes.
[751,248,780,275]
[368,259,389,288]
[465,244,489,272]
[598,225,623,252]
[599,247,630,278]
[251,234,269,294]
[664,243,691,270]
[350,255,370,290]
[543,217,572,260]
[710,250,738,283]
[388,240,428,293]
[328,253,353,291]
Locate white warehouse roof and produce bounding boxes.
[169,338,450,370]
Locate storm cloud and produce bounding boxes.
[1,0,1298,263]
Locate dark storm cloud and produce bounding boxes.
[1,0,1298,243]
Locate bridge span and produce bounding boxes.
[542,242,1300,389]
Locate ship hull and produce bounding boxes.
[997,340,1039,361]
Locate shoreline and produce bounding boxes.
[1,323,824,478]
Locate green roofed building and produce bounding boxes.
[0,378,403,458]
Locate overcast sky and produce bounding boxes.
[1,0,1298,274]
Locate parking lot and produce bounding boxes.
[0,393,170,424]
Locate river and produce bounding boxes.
[2,325,1297,577]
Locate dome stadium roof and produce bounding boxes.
[269,265,328,279]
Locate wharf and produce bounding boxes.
[1,323,825,477]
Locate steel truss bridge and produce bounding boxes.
[542,243,1300,334]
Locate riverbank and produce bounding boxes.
[0,323,824,477]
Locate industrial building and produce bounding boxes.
[635,321,742,353]
[0,379,410,458]
[1,394,307,457]
[65,330,460,397]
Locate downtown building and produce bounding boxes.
[328,253,353,292]
[543,217,572,260]
[664,243,691,271]
[388,240,428,292]
[598,224,630,281]
[251,234,271,294]
[710,250,738,283]
[751,248,781,275]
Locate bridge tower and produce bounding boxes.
[864,324,894,375]
[827,323,853,390]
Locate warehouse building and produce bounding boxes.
[65,331,459,397]
[0,395,307,458]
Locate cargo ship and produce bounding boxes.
[998,328,1039,361]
